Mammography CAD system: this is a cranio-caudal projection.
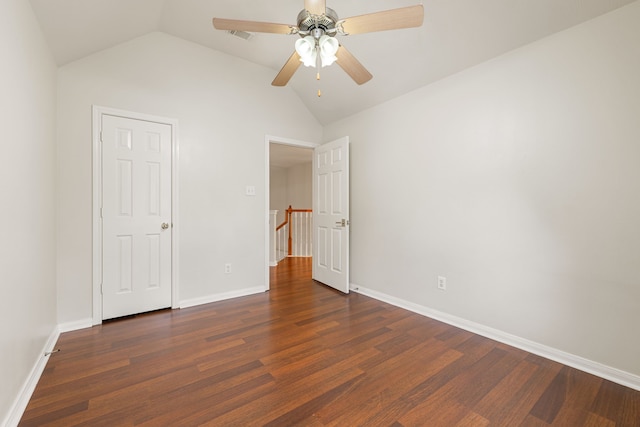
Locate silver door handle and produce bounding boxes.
[161,223,169,230]
[335,219,348,227]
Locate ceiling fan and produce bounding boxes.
[212,0,424,87]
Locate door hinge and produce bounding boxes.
[99,131,103,142]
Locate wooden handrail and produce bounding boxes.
[276,206,312,231]
[275,205,313,256]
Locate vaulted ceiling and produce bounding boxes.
[30,0,636,125]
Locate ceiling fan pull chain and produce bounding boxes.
[317,54,322,97]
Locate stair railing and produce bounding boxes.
[276,205,313,259]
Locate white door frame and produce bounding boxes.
[92,106,180,325]
[264,135,319,290]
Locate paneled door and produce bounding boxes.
[101,114,172,319]
[312,137,350,293]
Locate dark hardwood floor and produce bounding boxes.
[21,257,639,426]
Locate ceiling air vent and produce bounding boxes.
[227,30,254,41]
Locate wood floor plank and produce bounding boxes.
[455,411,490,426]
[207,366,365,426]
[548,368,603,426]
[19,257,640,426]
[319,342,462,426]
[591,379,640,426]
[326,348,464,426]
[584,412,617,427]
[18,401,89,427]
[396,347,518,426]
[133,368,274,425]
[529,365,572,423]
[473,358,553,425]
[137,374,275,426]
[260,375,363,427]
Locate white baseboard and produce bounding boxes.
[179,286,266,309]
[3,326,60,427]
[350,283,640,392]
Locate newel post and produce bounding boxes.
[287,205,293,256]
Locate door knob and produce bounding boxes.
[161,223,169,230]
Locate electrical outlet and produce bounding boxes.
[437,276,447,291]
[245,185,256,196]
[225,263,232,274]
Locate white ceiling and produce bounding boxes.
[270,143,313,169]
[30,0,636,126]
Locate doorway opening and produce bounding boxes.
[264,136,318,290]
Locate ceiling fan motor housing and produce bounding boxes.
[297,7,339,38]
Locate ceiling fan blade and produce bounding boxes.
[304,0,326,15]
[272,51,302,86]
[212,18,295,35]
[340,5,424,35]
[335,45,372,85]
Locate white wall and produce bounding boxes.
[325,2,640,377]
[0,0,57,422]
[287,162,312,210]
[269,166,288,225]
[57,32,322,321]
[270,162,312,225]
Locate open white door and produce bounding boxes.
[312,137,349,293]
[101,114,172,319]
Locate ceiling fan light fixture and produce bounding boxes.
[318,35,339,67]
[295,35,317,67]
[213,3,425,87]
